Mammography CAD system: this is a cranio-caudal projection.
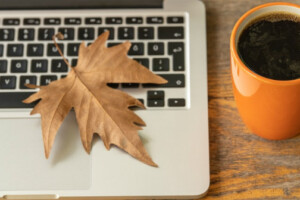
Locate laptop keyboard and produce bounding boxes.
[0,12,188,109]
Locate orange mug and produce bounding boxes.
[230,2,300,140]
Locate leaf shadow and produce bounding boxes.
[90,130,150,152]
[50,112,80,166]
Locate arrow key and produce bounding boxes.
[147,90,164,100]
[148,99,164,107]
[168,98,186,107]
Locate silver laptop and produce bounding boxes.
[0,0,209,199]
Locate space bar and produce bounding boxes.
[0,92,35,108]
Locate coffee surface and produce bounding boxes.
[238,13,300,80]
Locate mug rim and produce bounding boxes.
[230,2,300,85]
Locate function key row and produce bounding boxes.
[2,16,184,26]
[3,18,40,26]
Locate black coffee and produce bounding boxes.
[238,13,300,80]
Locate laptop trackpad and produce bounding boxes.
[0,113,91,190]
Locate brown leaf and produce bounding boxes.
[23,32,167,167]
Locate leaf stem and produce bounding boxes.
[52,33,72,68]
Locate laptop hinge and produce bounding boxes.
[0,0,163,10]
[3,194,59,199]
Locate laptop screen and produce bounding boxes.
[0,0,163,9]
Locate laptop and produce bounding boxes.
[0,0,209,199]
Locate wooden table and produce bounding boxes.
[199,0,300,199]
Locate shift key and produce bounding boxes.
[143,74,185,88]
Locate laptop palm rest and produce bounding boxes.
[0,112,91,190]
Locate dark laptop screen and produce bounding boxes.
[0,0,163,9]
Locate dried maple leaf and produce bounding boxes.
[23,32,167,167]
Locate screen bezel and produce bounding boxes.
[0,0,163,9]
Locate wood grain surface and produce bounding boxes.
[200,0,300,199]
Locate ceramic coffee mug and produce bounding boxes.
[230,2,300,140]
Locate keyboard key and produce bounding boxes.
[143,74,185,88]
[107,83,119,89]
[168,98,186,107]
[121,83,139,88]
[0,76,16,89]
[85,17,102,24]
[106,17,122,24]
[147,90,164,100]
[168,42,185,71]
[11,60,27,73]
[27,44,44,56]
[0,45,3,56]
[61,75,67,79]
[126,17,143,24]
[0,29,14,41]
[44,18,61,25]
[128,43,144,55]
[31,59,48,72]
[3,18,20,25]
[134,58,149,69]
[98,27,114,40]
[67,43,80,56]
[138,99,144,105]
[24,18,40,25]
[107,43,120,47]
[138,27,154,40]
[71,59,78,67]
[118,27,134,40]
[18,28,35,40]
[7,44,23,57]
[78,28,95,40]
[65,18,81,25]
[153,58,169,71]
[147,100,164,107]
[0,60,7,73]
[0,92,34,108]
[148,43,164,55]
[40,75,57,85]
[158,27,184,39]
[167,17,184,24]
[147,17,163,24]
[38,28,55,40]
[58,28,74,40]
[20,76,37,89]
[51,59,68,72]
[47,43,64,56]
